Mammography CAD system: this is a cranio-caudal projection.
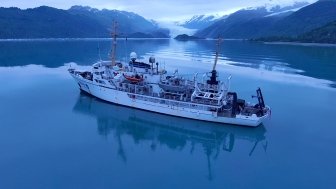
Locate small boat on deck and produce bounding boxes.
[123,73,144,83]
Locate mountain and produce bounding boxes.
[179,15,226,30]
[266,0,336,36]
[0,6,107,38]
[0,6,169,39]
[297,20,336,43]
[127,29,170,38]
[194,1,336,39]
[256,20,336,43]
[68,6,161,35]
[194,6,297,39]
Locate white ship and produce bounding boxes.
[68,24,271,127]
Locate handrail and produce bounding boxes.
[125,91,222,110]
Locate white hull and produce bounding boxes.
[72,74,269,127]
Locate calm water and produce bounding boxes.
[0,39,336,189]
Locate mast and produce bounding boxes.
[207,38,222,85]
[111,21,118,66]
[213,38,222,71]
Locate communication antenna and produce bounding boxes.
[97,43,102,61]
[124,36,128,63]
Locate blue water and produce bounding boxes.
[1,39,336,189]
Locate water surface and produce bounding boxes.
[0,39,336,189]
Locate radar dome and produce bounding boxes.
[149,56,155,64]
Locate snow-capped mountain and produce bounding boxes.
[262,1,311,11]
[68,6,170,37]
[68,5,159,34]
[179,2,309,31]
[179,14,227,30]
[195,0,336,39]
[240,1,310,17]
[263,1,310,17]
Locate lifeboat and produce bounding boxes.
[123,74,143,83]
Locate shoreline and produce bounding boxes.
[0,37,247,42]
[1,38,335,47]
[0,37,172,42]
[263,41,336,47]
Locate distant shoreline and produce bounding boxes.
[0,38,172,42]
[2,38,335,48]
[0,38,244,42]
[263,41,336,47]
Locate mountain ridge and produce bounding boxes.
[0,6,169,39]
[255,20,336,43]
[194,1,336,39]
[178,14,226,30]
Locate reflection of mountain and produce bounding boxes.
[0,39,169,68]
[73,92,267,179]
[1,39,335,84]
[174,40,336,83]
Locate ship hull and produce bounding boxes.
[72,74,268,127]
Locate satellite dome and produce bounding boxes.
[149,56,155,63]
[130,52,137,61]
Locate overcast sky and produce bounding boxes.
[1,0,317,21]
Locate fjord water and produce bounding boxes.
[0,39,336,189]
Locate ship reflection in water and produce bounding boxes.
[73,92,268,180]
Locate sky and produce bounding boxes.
[1,0,317,21]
